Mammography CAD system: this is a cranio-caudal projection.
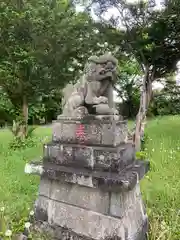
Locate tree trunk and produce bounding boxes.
[18,95,28,140]
[134,66,153,151]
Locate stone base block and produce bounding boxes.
[43,142,135,171]
[35,193,148,240]
[38,177,142,217]
[38,178,110,214]
[35,221,148,240]
[52,116,128,147]
[28,159,149,239]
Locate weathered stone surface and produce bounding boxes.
[44,144,95,168]
[35,195,147,240]
[25,159,149,194]
[43,164,138,191]
[43,142,135,171]
[38,178,144,219]
[45,169,98,188]
[93,143,135,170]
[34,196,48,222]
[122,199,147,240]
[35,196,126,240]
[26,160,149,192]
[61,54,119,117]
[39,177,110,214]
[110,183,141,218]
[34,220,147,240]
[38,177,52,197]
[52,118,128,147]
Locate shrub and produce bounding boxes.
[9,125,36,150]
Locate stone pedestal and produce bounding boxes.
[25,115,149,240]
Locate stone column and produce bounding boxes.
[25,115,149,240]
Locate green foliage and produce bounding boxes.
[136,151,147,160]
[150,80,180,116]
[0,0,113,132]
[28,89,63,124]
[0,89,17,126]
[0,206,46,239]
[0,127,52,238]
[135,132,149,159]
[9,124,36,150]
[141,132,149,151]
[0,207,27,239]
[89,0,180,78]
[9,135,36,150]
[118,88,140,118]
[115,58,141,118]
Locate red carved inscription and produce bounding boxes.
[75,124,86,142]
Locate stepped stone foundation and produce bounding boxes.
[25,115,149,240]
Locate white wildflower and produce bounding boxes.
[5,230,12,237]
[68,67,74,72]
[93,29,99,34]
[77,62,82,67]
[0,207,5,212]
[30,210,34,216]
[25,222,31,229]
[97,42,104,48]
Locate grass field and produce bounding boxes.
[0,116,180,239]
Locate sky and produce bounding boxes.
[98,0,164,20]
[76,0,165,18]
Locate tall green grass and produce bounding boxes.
[142,116,180,239]
[0,127,51,217]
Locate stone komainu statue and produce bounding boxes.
[62,54,119,117]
